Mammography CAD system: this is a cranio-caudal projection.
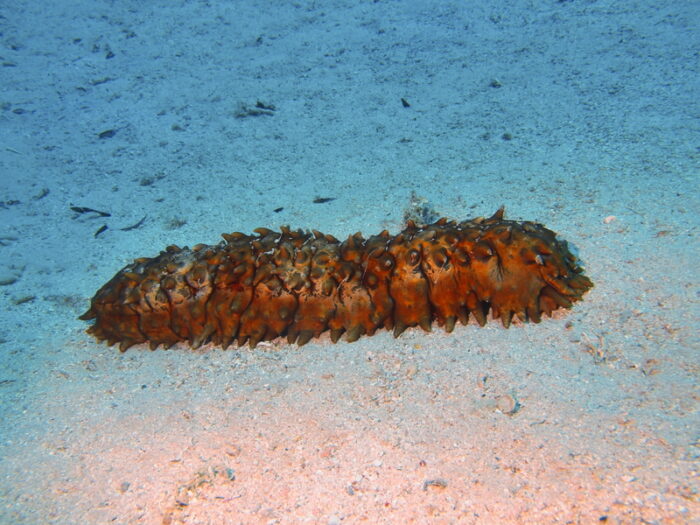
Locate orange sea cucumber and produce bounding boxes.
[80,208,593,351]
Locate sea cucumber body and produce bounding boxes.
[80,209,593,351]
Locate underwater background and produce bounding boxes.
[1,0,698,522]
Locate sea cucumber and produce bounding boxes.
[80,208,593,351]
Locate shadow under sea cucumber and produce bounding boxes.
[80,208,593,351]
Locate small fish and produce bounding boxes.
[94,225,108,238]
[121,215,147,231]
[71,206,111,217]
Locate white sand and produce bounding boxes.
[0,0,697,523]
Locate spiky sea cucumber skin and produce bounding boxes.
[80,209,593,352]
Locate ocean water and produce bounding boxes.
[0,1,697,523]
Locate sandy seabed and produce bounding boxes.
[1,0,698,523]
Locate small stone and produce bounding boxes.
[0,264,23,285]
[496,394,520,415]
[422,478,448,491]
[404,364,418,379]
[641,358,661,376]
[226,444,242,457]
[0,275,17,286]
[13,295,35,305]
